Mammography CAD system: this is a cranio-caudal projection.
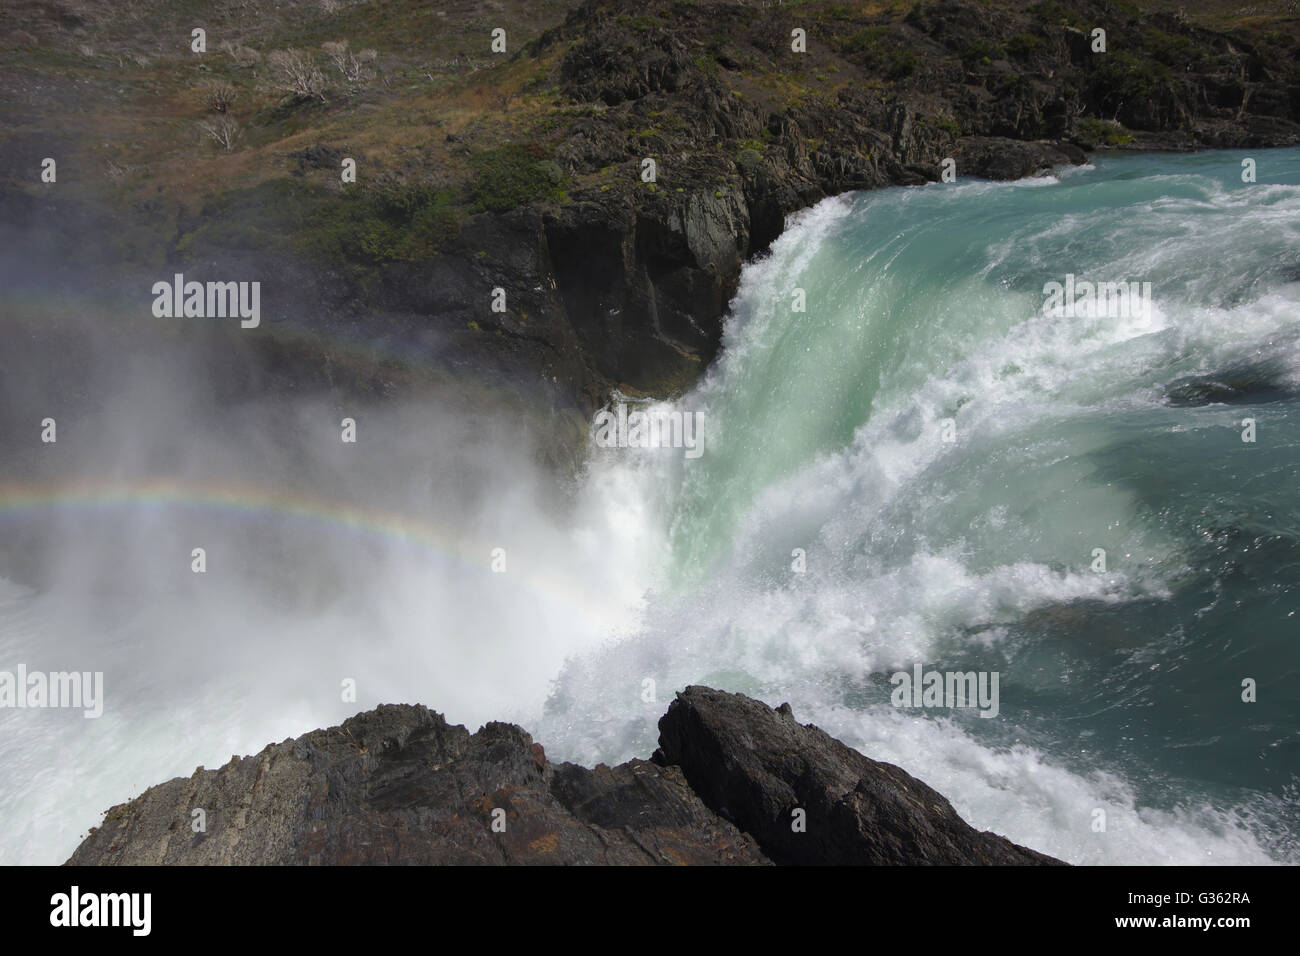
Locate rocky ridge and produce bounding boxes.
[67,686,1063,866]
[5,0,1300,432]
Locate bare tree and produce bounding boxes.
[199,115,243,152]
[268,48,328,102]
[321,39,377,89]
[204,79,237,113]
[219,40,262,69]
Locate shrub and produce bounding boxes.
[1140,27,1211,72]
[268,48,328,102]
[1078,117,1134,146]
[198,115,242,152]
[1091,50,1172,109]
[961,38,1005,65]
[736,147,762,172]
[469,144,568,212]
[1006,33,1042,60]
[204,79,237,113]
[176,179,323,257]
[933,115,960,135]
[309,178,460,264]
[841,26,889,56]
[219,40,261,68]
[321,39,377,89]
[182,177,460,266]
[841,28,918,79]
[887,49,918,78]
[1029,1,1083,27]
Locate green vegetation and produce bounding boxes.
[176,178,324,256]
[841,26,888,54]
[1078,117,1135,146]
[1141,26,1214,72]
[841,27,918,79]
[736,147,763,172]
[469,144,569,212]
[1092,50,1173,106]
[932,115,961,136]
[309,178,460,264]
[1006,33,1043,60]
[961,37,1005,65]
[175,176,460,269]
[1028,1,1084,28]
[614,14,660,32]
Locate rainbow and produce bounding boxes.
[0,296,610,621]
[0,478,604,623]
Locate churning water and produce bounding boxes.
[3,149,1298,864]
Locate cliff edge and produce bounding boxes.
[67,686,1063,866]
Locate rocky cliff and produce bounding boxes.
[66,687,1062,865]
[5,0,1300,437]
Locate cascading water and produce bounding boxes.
[541,148,1300,865]
[1,148,1297,865]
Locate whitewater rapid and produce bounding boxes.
[2,149,1298,864]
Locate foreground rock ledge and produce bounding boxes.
[67,687,1062,866]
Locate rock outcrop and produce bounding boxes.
[67,688,1063,866]
[8,0,1300,437]
[656,687,1063,866]
[65,703,766,865]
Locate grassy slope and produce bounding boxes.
[2,0,1298,276]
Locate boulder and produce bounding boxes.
[67,688,1066,866]
[656,686,1065,865]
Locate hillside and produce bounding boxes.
[3,0,1299,433]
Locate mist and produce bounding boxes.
[0,278,657,864]
[6,151,1299,868]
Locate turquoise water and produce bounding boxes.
[2,149,1297,865]
[543,149,1300,864]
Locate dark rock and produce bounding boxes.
[67,688,1065,866]
[12,0,1300,447]
[66,703,768,865]
[657,686,1066,866]
[289,144,343,175]
[560,23,696,106]
[953,136,1083,180]
[1165,362,1296,407]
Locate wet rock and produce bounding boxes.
[67,689,1065,866]
[656,686,1065,865]
[1165,364,1295,407]
[952,136,1083,180]
[66,703,768,865]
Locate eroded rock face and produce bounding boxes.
[12,0,1300,436]
[952,137,1086,181]
[66,703,767,866]
[655,687,1065,866]
[66,689,1065,866]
